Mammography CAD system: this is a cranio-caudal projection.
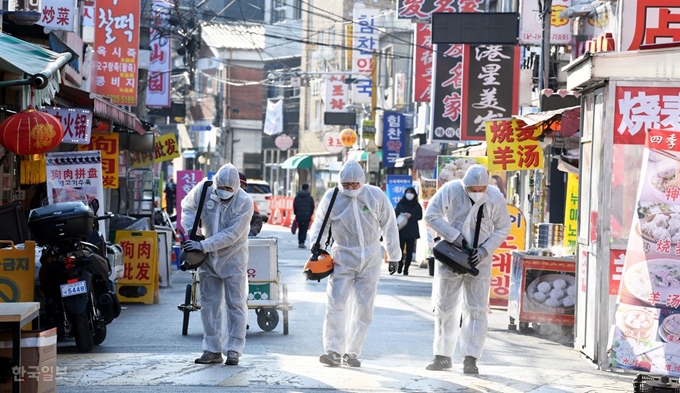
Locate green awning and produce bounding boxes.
[347,150,383,162]
[281,155,313,169]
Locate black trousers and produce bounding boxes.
[166,199,175,215]
[297,220,310,245]
[400,238,416,271]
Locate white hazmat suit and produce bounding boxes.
[309,160,402,359]
[425,165,511,360]
[181,164,253,356]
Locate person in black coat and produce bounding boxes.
[394,186,423,275]
[293,184,315,248]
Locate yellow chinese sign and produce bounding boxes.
[78,132,119,188]
[130,133,180,168]
[115,230,159,305]
[490,205,526,307]
[485,118,544,172]
[563,173,579,254]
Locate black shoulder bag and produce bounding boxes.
[179,181,213,271]
[432,204,484,276]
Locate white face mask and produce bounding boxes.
[216,189,234,200]
[342,188,361,198]
[467,192,485,202]
[405,193,415,201]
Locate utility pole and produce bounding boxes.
[538,0,552,110]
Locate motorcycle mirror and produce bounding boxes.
[90,199,100,215]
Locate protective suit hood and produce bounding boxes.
[215,164,240,191]
[339,160,366,184]
[462,165,489,188]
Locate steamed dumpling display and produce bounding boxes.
[562,296,575,307]
[544,297,561,307]
[533,292,547,303]
[538,281,552,294]
[566,285,575,297]
[553,279,567,290]
[550,288,565,300]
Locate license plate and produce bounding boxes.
[60,281,87,298]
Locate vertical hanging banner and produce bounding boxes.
[485,118,544,172]
[146,0,172,107]
[352,6,380,104]
[382,112,405,168]
[325,75,348,112]
[263,99,284,136]
[414,23,433,103]
[491,205,527,307]
[46,150,105,208]
[386,175,413,208]
[430,44,464,143]
[176,170,203,234]
[462,45,520,141]
[610,128,680,376]
[78,133,120,188]
[41,107,93,144]
[37,0,78,32]
[94,0,140,106]
[563,173,579,254]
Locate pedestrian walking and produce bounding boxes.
[424,165,511,374]
[309,160,402,368]
[164,178,176,216]
[181,163,253,366]
[293,183,315,248]
[239,172,263,236]
[395,186,422,276]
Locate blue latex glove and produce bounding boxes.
[183,240,203,252]
[468,247,488,267]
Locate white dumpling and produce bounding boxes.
[553,279,567,290]
[538,281,552,293]
[545,297,560,307]
[550,288,565,300]
[562,296,575,307]
[533,292,547,303]
[566,285,575,297]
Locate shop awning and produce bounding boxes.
[346,150,383,162]
[395,156,413,168]
[281,155,313,169]
[517,106,581,138]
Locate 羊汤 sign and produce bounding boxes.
[485,118,544,172]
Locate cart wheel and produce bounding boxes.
[283,310,289,335]
[518,322,530,333]
[257,308,279,332]
[534,323,542,335]
[182,284,192,336]
[508,323,517,331]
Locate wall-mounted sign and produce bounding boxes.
[41,107,92,144]
[323,131,344,154]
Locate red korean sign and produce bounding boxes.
[78,133,119,188]
[614,86,680,145]
[324,75,348,113]
[485,118,544,172]
[94,0,140,106]
[42,107,92,145]
[621,0,680,52]
[414,24,432,103]
[397,0,485,19]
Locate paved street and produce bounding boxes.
[56,224,634,392]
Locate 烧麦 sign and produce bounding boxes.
[485,118,544,172]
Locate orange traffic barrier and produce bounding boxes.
[281,197,294,227]
[270,197,284,225]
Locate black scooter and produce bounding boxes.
[28,200,120,352]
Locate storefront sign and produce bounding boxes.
[436,156,488,188]
[129,133,179,168]
[94,0,140,106]
[325,75,348,113]
[519,0,572,45]
[621,0,680,52]
[386,175,412,208]
[115,230,158,305]
[610,128,680,376]
[382,112,405,168]
[485,118,544,171]
[37,0,77,32]
[615,86,680,145]
[323,131,344,154]
[563,173,579,254]
[431,44,464,143]
[176,170,203,234]
[146,0,172,107]
[46,150,104,207]
[78,133,119,188]
[351,6,379,104]
[414,24,433,103]
[462,45,519,141]
[397,0,484,19]
[275,134,293,150]
[491,205,527,307]
[41,107,92,145]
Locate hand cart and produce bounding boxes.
[178,236,293,335]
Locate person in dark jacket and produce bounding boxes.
[293,184,315,248]
[164,178,176,216]
[239,172,263,236]
[394,187,423,275]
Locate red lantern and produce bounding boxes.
[0,109,64,155]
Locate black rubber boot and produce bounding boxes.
[463,356,479,374]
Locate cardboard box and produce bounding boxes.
[0,328,57,365]
[0,356,57,393]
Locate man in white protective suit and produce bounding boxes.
[181,163,253,366]
[309,160,402,368]
[424,164,511,374]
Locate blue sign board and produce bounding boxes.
[382,112,405,168]
[386,175,413,208]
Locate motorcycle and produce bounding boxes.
[28,199,120,352]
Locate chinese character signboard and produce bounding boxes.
[129,133,180,168]
[46,151,105,215]
[146,0,172,107]
[325,75,348,112]
[621,0,680,52]
[609,128,680,376]
[431,44,464,143]
[397,0,485,19]
[37,0,77,32]
[352,6,380,104]
[386,175,412,208]
[176,170,203,234]
[563,173,578,254]
[491,205,526,307]
[115,230,158,305]
[382,112,405,168]
[462,45,519,141]
[485,118,544,172]
[78,133,119,188]
[519,0,572,45]
[614,86,680,145]
[42,107,92,144]
[94,0,140,106]
[414,24,433,103]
